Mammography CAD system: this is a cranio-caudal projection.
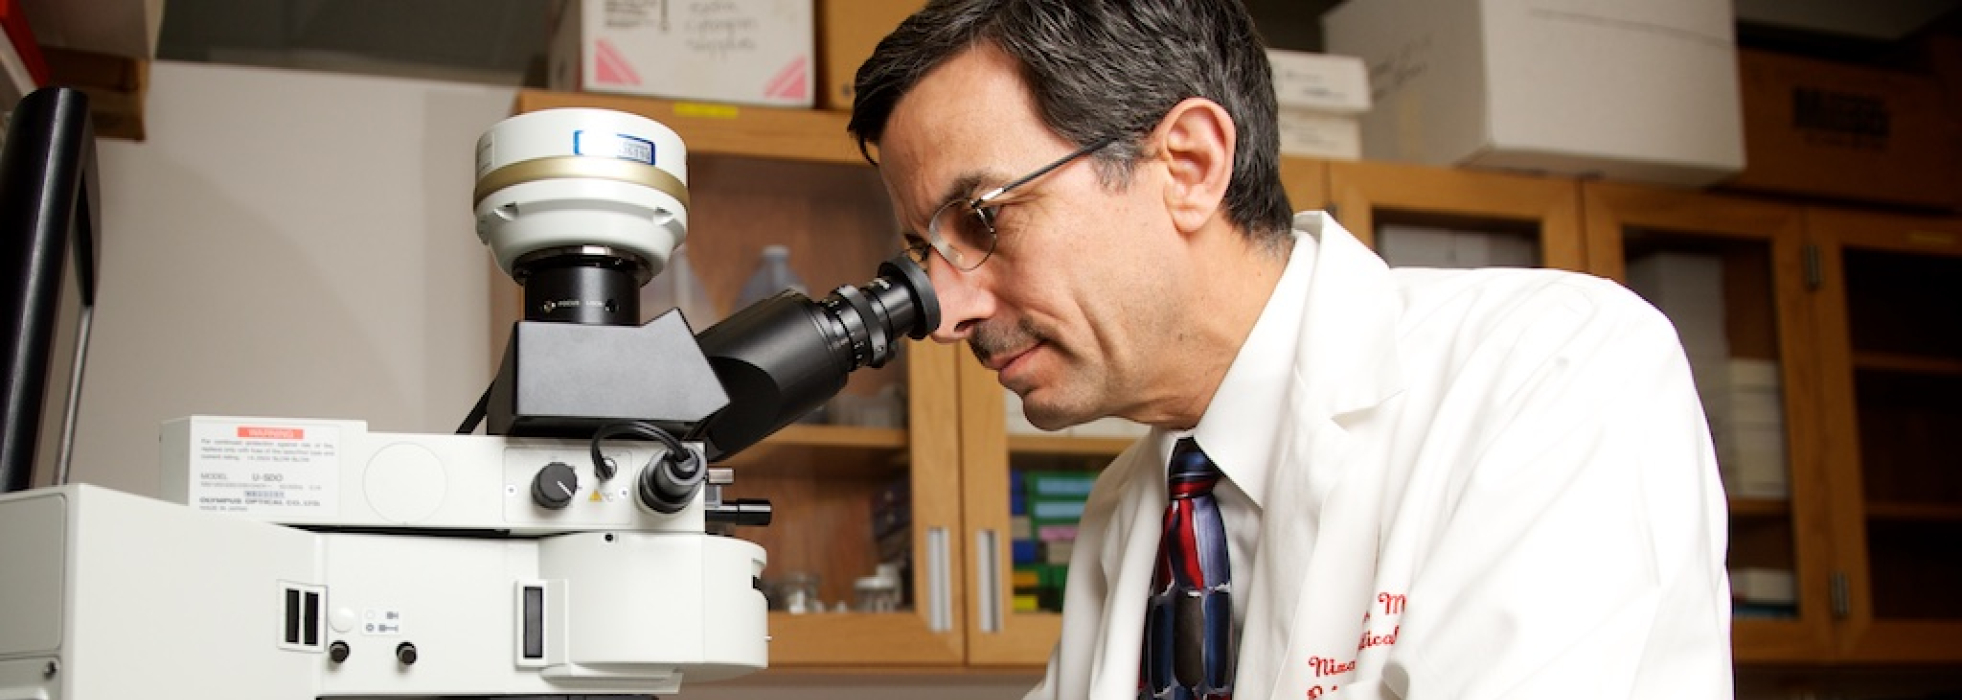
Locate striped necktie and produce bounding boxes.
[1141,437,1234,700]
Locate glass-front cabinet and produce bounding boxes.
[502,90,969,666]
[1327,159,1584,271]
[1581,182,1834,662]
[1806,207,1962,663]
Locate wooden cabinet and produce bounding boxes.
[1580,182,1836,662]
[500,88,1962,674]
[1583,184,1962,666]
[1327,159,1585,270]
[1805,207,1962,663]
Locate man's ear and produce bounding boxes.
[1152,97,1236,235]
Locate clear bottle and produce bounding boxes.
[640,245,719,330]
[735,245,808,310]
[734,245,824,423]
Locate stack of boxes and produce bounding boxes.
[1009,469,1096,613]
[1624,251,1796,617]
[1624,252,1789,500]
[1267,50,1370,161]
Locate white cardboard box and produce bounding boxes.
[548,0,815,108]
[1376,224,1537,269]
[1322,0,1744,186]
[1278,108,1362,160]
[1268,50,1371,114]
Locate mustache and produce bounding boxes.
[969,318,1045,367]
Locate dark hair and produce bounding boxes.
[848,0,1293,244]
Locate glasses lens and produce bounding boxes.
[931,201,996,270]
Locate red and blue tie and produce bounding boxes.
[1141,437,1234,700]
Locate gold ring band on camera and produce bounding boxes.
[473,156,690,209]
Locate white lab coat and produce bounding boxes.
[1026,212,1732,700]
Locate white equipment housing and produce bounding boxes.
[0,415,769,699]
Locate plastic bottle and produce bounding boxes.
[736,245,808,309]
[640,245,719,330]
[735,245,823,423]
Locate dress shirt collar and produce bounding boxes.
[1162,231,1316,511]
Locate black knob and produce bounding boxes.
[395,641,418,665]
[328,640,350,663]
[531,461,578,510]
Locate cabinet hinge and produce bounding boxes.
[1802,244,1825,291]
[1829,571,1851,619]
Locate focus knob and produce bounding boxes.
[531,461,578,510]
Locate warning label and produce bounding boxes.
[187,421,341,517]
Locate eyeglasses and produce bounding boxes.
[905,136,1116,271]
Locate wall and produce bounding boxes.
[77,61,507,495]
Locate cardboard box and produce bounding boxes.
[1267,50,1370,114]
[1376,224,1537,269]
[548,0,815,108]
[1721,50,1961,210]
[1277,108,1362,160]
[1322,0,1744,187]
[816,0,922,111]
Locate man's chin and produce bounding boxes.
[1015,388,1091,432]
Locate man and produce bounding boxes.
[848,1,1734,698]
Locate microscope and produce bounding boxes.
[0,107,937,698]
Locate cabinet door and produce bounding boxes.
[959,158,1330,667]
[1806,207,1962,663]
[1582,182,1834,662]
[502,91,969,667]
[1328,160,1584,271]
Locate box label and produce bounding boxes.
[186,420,340,517]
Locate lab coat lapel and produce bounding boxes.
[1087,447,1172,699]
[1239,213,1405,700]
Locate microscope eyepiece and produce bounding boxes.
[692,254,940,462]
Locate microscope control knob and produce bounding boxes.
[328,640,350,663]
[531,461,579,510]
[395,641,419,665]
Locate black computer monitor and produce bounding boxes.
[0,86,100,494]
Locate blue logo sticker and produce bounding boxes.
[573,130,657,165]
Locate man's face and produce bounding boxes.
[877,44,1189,430]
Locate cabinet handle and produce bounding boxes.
[976,528,1002,633]
[927,527,952,632]
[1829,571,1850,620]
[1802,244,1824,291]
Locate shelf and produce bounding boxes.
[717,424,910,476]
[1006,433,1135,457]
[1853,351,1962,376]
[1864,501,1962,523]
[512,89,865,166]
[770,423,909,449]
[1731,498,1793,519]
[765,611,963,666]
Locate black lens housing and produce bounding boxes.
[693,255,939,461]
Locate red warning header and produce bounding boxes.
[237,426,305,440]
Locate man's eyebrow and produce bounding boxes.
[936,170,992,209]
